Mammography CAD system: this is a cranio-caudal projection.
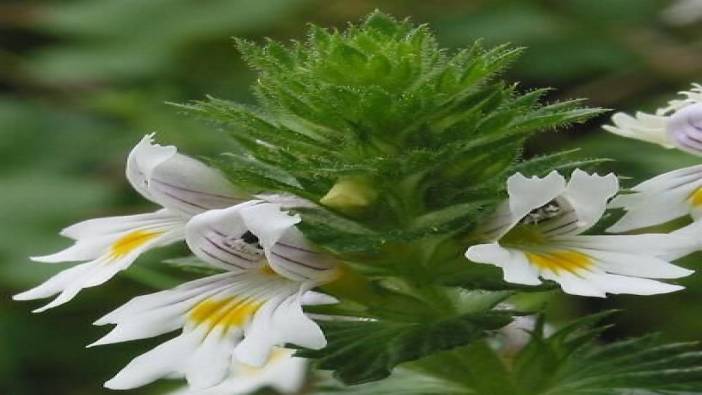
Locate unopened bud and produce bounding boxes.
[320,177,377,212]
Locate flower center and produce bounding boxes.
[241,230,260,246]
[520,200,562,225]
[525,250,592,274]
[501,225,547,247]
[109,230,162,260]
[220,231,265,261]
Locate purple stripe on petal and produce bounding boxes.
[203,235,260,264]
[270,250,329,271]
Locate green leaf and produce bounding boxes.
[512,312,702,395]
[297,311,513,385]
[411,341,518,395]
[296,207,388,254]
[313,368,467,395]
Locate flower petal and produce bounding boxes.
[561,170,618,234]
[503,171,566,235]
[540,270,606,298]
[466,243,542,285]
[586,273,684,295]
[127,134,246,216]
[264,353,308,394]
[239,202,338,282]
[148,153,246,216]
[608,165,702,232]
[477,172,566,240]
[105,329,206,390]
[33,210,181,263]
[91,274,238,346]
[15,211,184,311]
[554,233,697,261]
[603,111,672,147]
[166,349,307,395]
[239,202,301,251]
[184,325,238,389]
[266,227,339,283]
[234,287,327,367]
[185,203,266,272]
[126,133,178,202]
[579,248,693,279]
[667,103,702,156]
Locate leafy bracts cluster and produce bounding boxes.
[14,10,702,395]
[318,313,702,395]
[179,12,599,224]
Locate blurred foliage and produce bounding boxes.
[2,0,702,394]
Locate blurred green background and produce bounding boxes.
[2,1,702,394]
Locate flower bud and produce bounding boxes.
[320,177,378,212]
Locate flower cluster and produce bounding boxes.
[15,134,336,391]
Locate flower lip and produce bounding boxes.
[96,270,330,390]
[481,170,617,242]
[14,210,185,312]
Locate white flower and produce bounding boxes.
[167,348,307,395]
[93,200,337,390]
[13,134,245,312]
[465,170,694,297]
[185,200,340,283]
[603,84,702,155]
[607,164,702,232]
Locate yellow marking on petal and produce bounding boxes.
[238,348,292,376]
[260,264,277,276]
[525,250,592,274]
[189,297,262,330]
[689,188,702,207]
[109,230,162,260]
[502,226,547,246]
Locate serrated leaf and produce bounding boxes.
[297,311,513,385]
[513,312,702,395]
[313,368,467,395]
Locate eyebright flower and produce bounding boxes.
[603,84,702,155]
[608,164,702,232]
[93,200,337,390]
[465,170,694,297]
[167,348,307,395]
[13,134,245,312]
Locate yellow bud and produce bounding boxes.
[320,177,377,212]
